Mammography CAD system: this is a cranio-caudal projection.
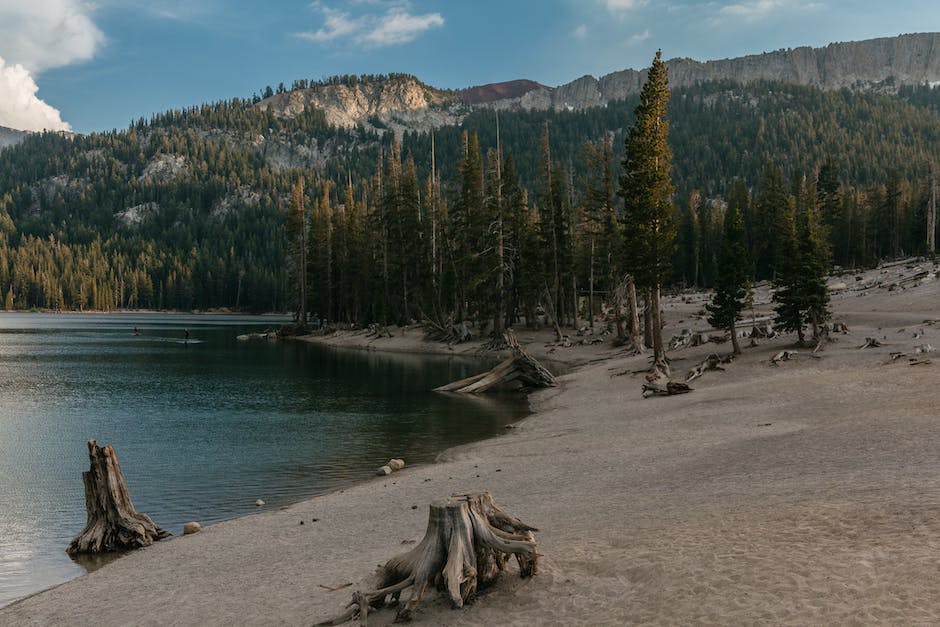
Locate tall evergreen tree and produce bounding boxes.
[618,50,676,366]
[285,178,308,330]
[772,199,831,345]
[797,200,832,341]
[706,192,750,355]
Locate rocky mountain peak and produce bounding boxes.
[255,74,464,136]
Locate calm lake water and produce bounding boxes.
[0,313,527,607]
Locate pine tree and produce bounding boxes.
[772,199,831,345]
[285,178,308,330]
[618,50,676,366]
[706,193,750,355]
[771,202,804,343]
[752,161,788,280]
[797,201,832,341]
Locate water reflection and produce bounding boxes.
[0,313,528,607]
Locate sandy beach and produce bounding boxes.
[3,260,940,626]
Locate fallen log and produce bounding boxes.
[642,380,692,398]
[770,350,798,366]
[435,332,555,393]
[67,440,170,555]
[685,353,726,382]
[316,491,537,625]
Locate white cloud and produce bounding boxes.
[301,6,360,43]
[362,9,443,46]
[0,0,103,72]
[630,28,652,43]
[573,24,588,39]
[603,0,649,12]
[0,57,70,131]
[0,0,103,131]
[298,1,444,48]
[717,0,822,23]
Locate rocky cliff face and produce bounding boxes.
[255,33,940,134]
[485,33,940,112]
[0,126,27,150]
[256,75,465,136]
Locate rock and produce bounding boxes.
[183,522,201,535]
[255,499,265,507]
[376,465,392,476]
[387,458,405,471]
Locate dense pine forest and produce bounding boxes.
[0,75,938,323]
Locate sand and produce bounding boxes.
[3,260,940,626]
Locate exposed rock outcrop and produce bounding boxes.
[256,75,465,137]
[0,125,27,151]
[483,33,940,113]
[254,33,940,135]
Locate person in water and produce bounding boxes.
[184,329,190,343]
[133,326,139,336]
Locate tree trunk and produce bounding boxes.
[729,322,741,355]
[316,492,537,625]
[643,289,653,349]
[435,331,555,393]
[627,275,643,353]
[588,239,595,330]
[651,283,666,367]
[67,440,170,555]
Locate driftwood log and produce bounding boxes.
[685,353,728,382]
[770,350,798,366]
[435,332,555,394]
[316,491,538,626]
[67,440,170,555]
[642,380,693,398]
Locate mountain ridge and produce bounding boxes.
[253,32,940,134]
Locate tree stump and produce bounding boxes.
[316,491,538,625]
[66,440,170,555]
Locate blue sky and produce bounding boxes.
[0,0,935,134]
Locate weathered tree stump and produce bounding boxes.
[316,491,538,625]
[66,440,170,555]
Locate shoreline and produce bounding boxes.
[5,261,940,624]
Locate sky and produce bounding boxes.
[0,0,936,134]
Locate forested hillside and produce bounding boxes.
[0,76,938,316]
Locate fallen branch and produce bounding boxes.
[859,337,882,349]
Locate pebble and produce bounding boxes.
[255,499,265,507]
[183,521,201,535]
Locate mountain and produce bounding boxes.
[0,126,27,151]
[481,32,940,113]
[255,33,940,133]
[256,74,465,137]
[1,34,939,314]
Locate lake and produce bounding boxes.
[0,313,527,607]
